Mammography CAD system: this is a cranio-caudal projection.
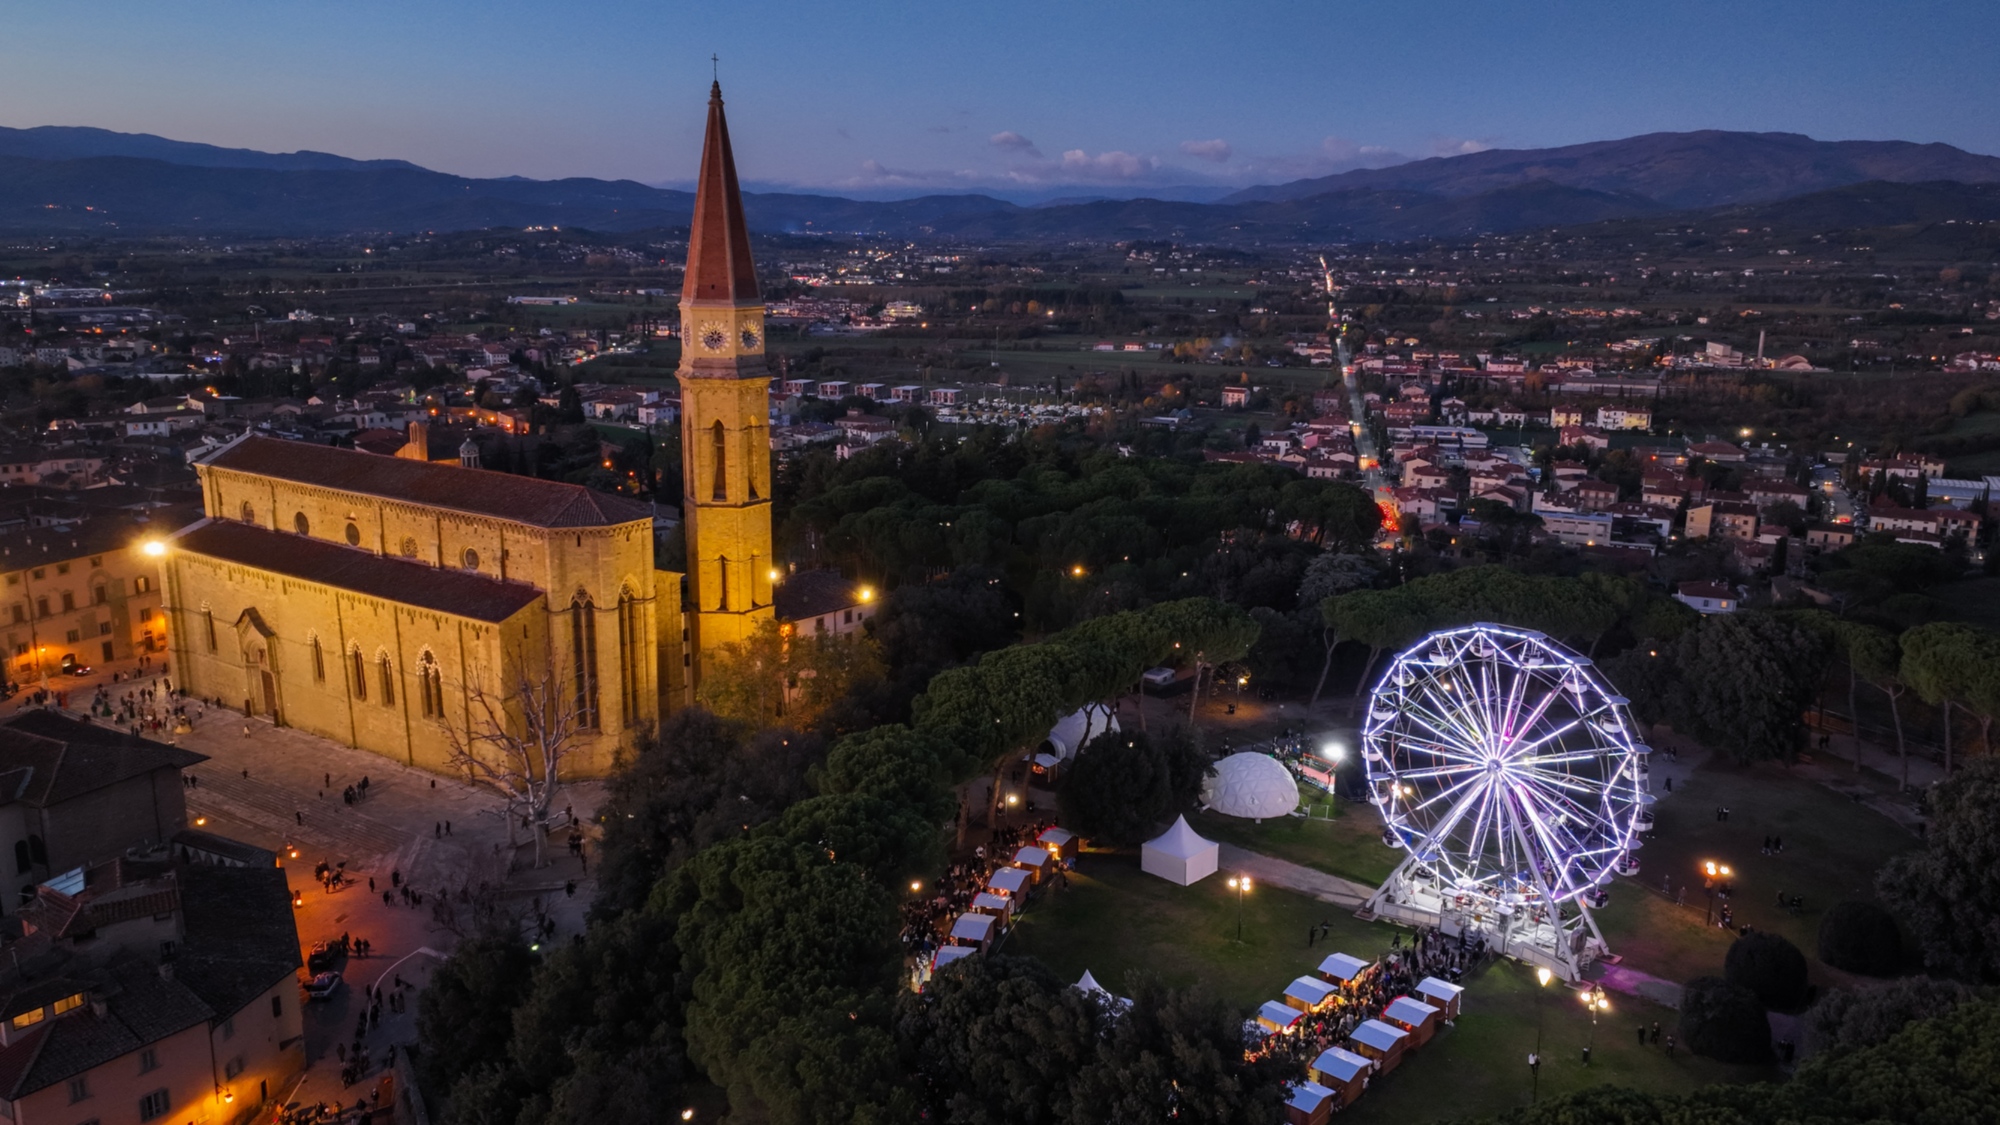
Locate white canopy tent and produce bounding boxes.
[1201,752,1301,820]
[1140,815,1220,885]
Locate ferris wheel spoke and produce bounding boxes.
[1517,744,1618,768]
[1394,762,1485,784]
[1424,776,1500,858]
[1507,717,1588,761]
[1400,701,1492,763]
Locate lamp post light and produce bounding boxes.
[1532,966,1552,1102]
[1581,983,1608,1064]
[1225,875,1251,942]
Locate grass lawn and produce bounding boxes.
[1592,752,1920,988]
[1191,800,1401,888]
[1004,856,1771,1123]
[1005,851,1388,1009]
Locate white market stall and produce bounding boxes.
[1140,815,1220,886]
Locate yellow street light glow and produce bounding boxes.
[858,586,875,602]
[1071,564,1085,577]
[768,568,781,582]
[142,540,167,557]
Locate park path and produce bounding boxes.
[1217,843,1373,909]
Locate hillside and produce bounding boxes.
[2,127,1999,244]
[1223,130,2000,209]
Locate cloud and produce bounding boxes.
[989,130,1041,157]
[1429,136,1495,156]
[1178,138,1232,163]
[1056,149,1157,180]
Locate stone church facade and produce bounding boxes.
[164,437,687,777]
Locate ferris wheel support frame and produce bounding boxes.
[1363,853,1607,981]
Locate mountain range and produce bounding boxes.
[2,125,1998,243]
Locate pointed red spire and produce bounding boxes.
[682,82,760,304]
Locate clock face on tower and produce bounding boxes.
[699,322,728,352]
[740,325,761,350]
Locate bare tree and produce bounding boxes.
[440,665,585,869]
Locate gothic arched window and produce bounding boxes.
[571,596,600,729]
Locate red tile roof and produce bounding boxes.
[171,518,544,622]
[203,435,651,529]
[683,82,761,305]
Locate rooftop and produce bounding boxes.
[170,518,544,623]
[0,712,208,809]
[774,568,869,624]
[202,434,650,529]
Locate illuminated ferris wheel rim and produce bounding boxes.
[1361,623,1653,906]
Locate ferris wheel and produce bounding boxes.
[1361,624,1652,909]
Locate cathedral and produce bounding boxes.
[163,82,773,777]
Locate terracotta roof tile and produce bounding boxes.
[203,435,651,529]
[171,518,543,623]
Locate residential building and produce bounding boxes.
[774,569,877,639]
[0,711,206,911]
[1,511,196,681]
[0,848,303,1125]
[1674,581,1738,614]
[1686,500,1758,541]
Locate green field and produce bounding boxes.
[1006,746,1919,1121]
[1190,800,1400,888]
[1004,858,1767,1123]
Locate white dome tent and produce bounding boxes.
[1041,704,1119,762]
[1202,752,1301,821]
[1140,815,1219,885]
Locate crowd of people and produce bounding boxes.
[899,815,1068,970]
[1258,926,1490,1073]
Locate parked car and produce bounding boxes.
[303,971,342,1001]
[59,654,91,676]
[306,941,339,973]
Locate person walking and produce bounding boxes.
[1665,1033,1676,1058]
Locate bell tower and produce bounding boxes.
[678,81,774,672]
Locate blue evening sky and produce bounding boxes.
[3,0,1993,197]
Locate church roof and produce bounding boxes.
[202,435,651,529]
[171,518,545,622]
[682,81,761,305]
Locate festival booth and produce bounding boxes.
[970,891,1013,922]
[1317,952,1375,992]
[1284,1080,1338,1125]
[949,911,998,951]
[986,866,1031,898]
[1346,1019,1410,1074]
[1284,974,1338,1014]
[1201,752,1302,821]
[1036,825,1076,860]
[932,945,975,973]
[1415,977,1464,1022]
[1308,1046,1374,1108]
[1011,845,1053,882]
[1382,996,1442,1047]
[1140,815,1220,886]
[1256,1000,1306,1037]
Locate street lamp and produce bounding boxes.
[1533,966,1552,1102]
[1225,875,1251,942]
[1580,984,1609,1064]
